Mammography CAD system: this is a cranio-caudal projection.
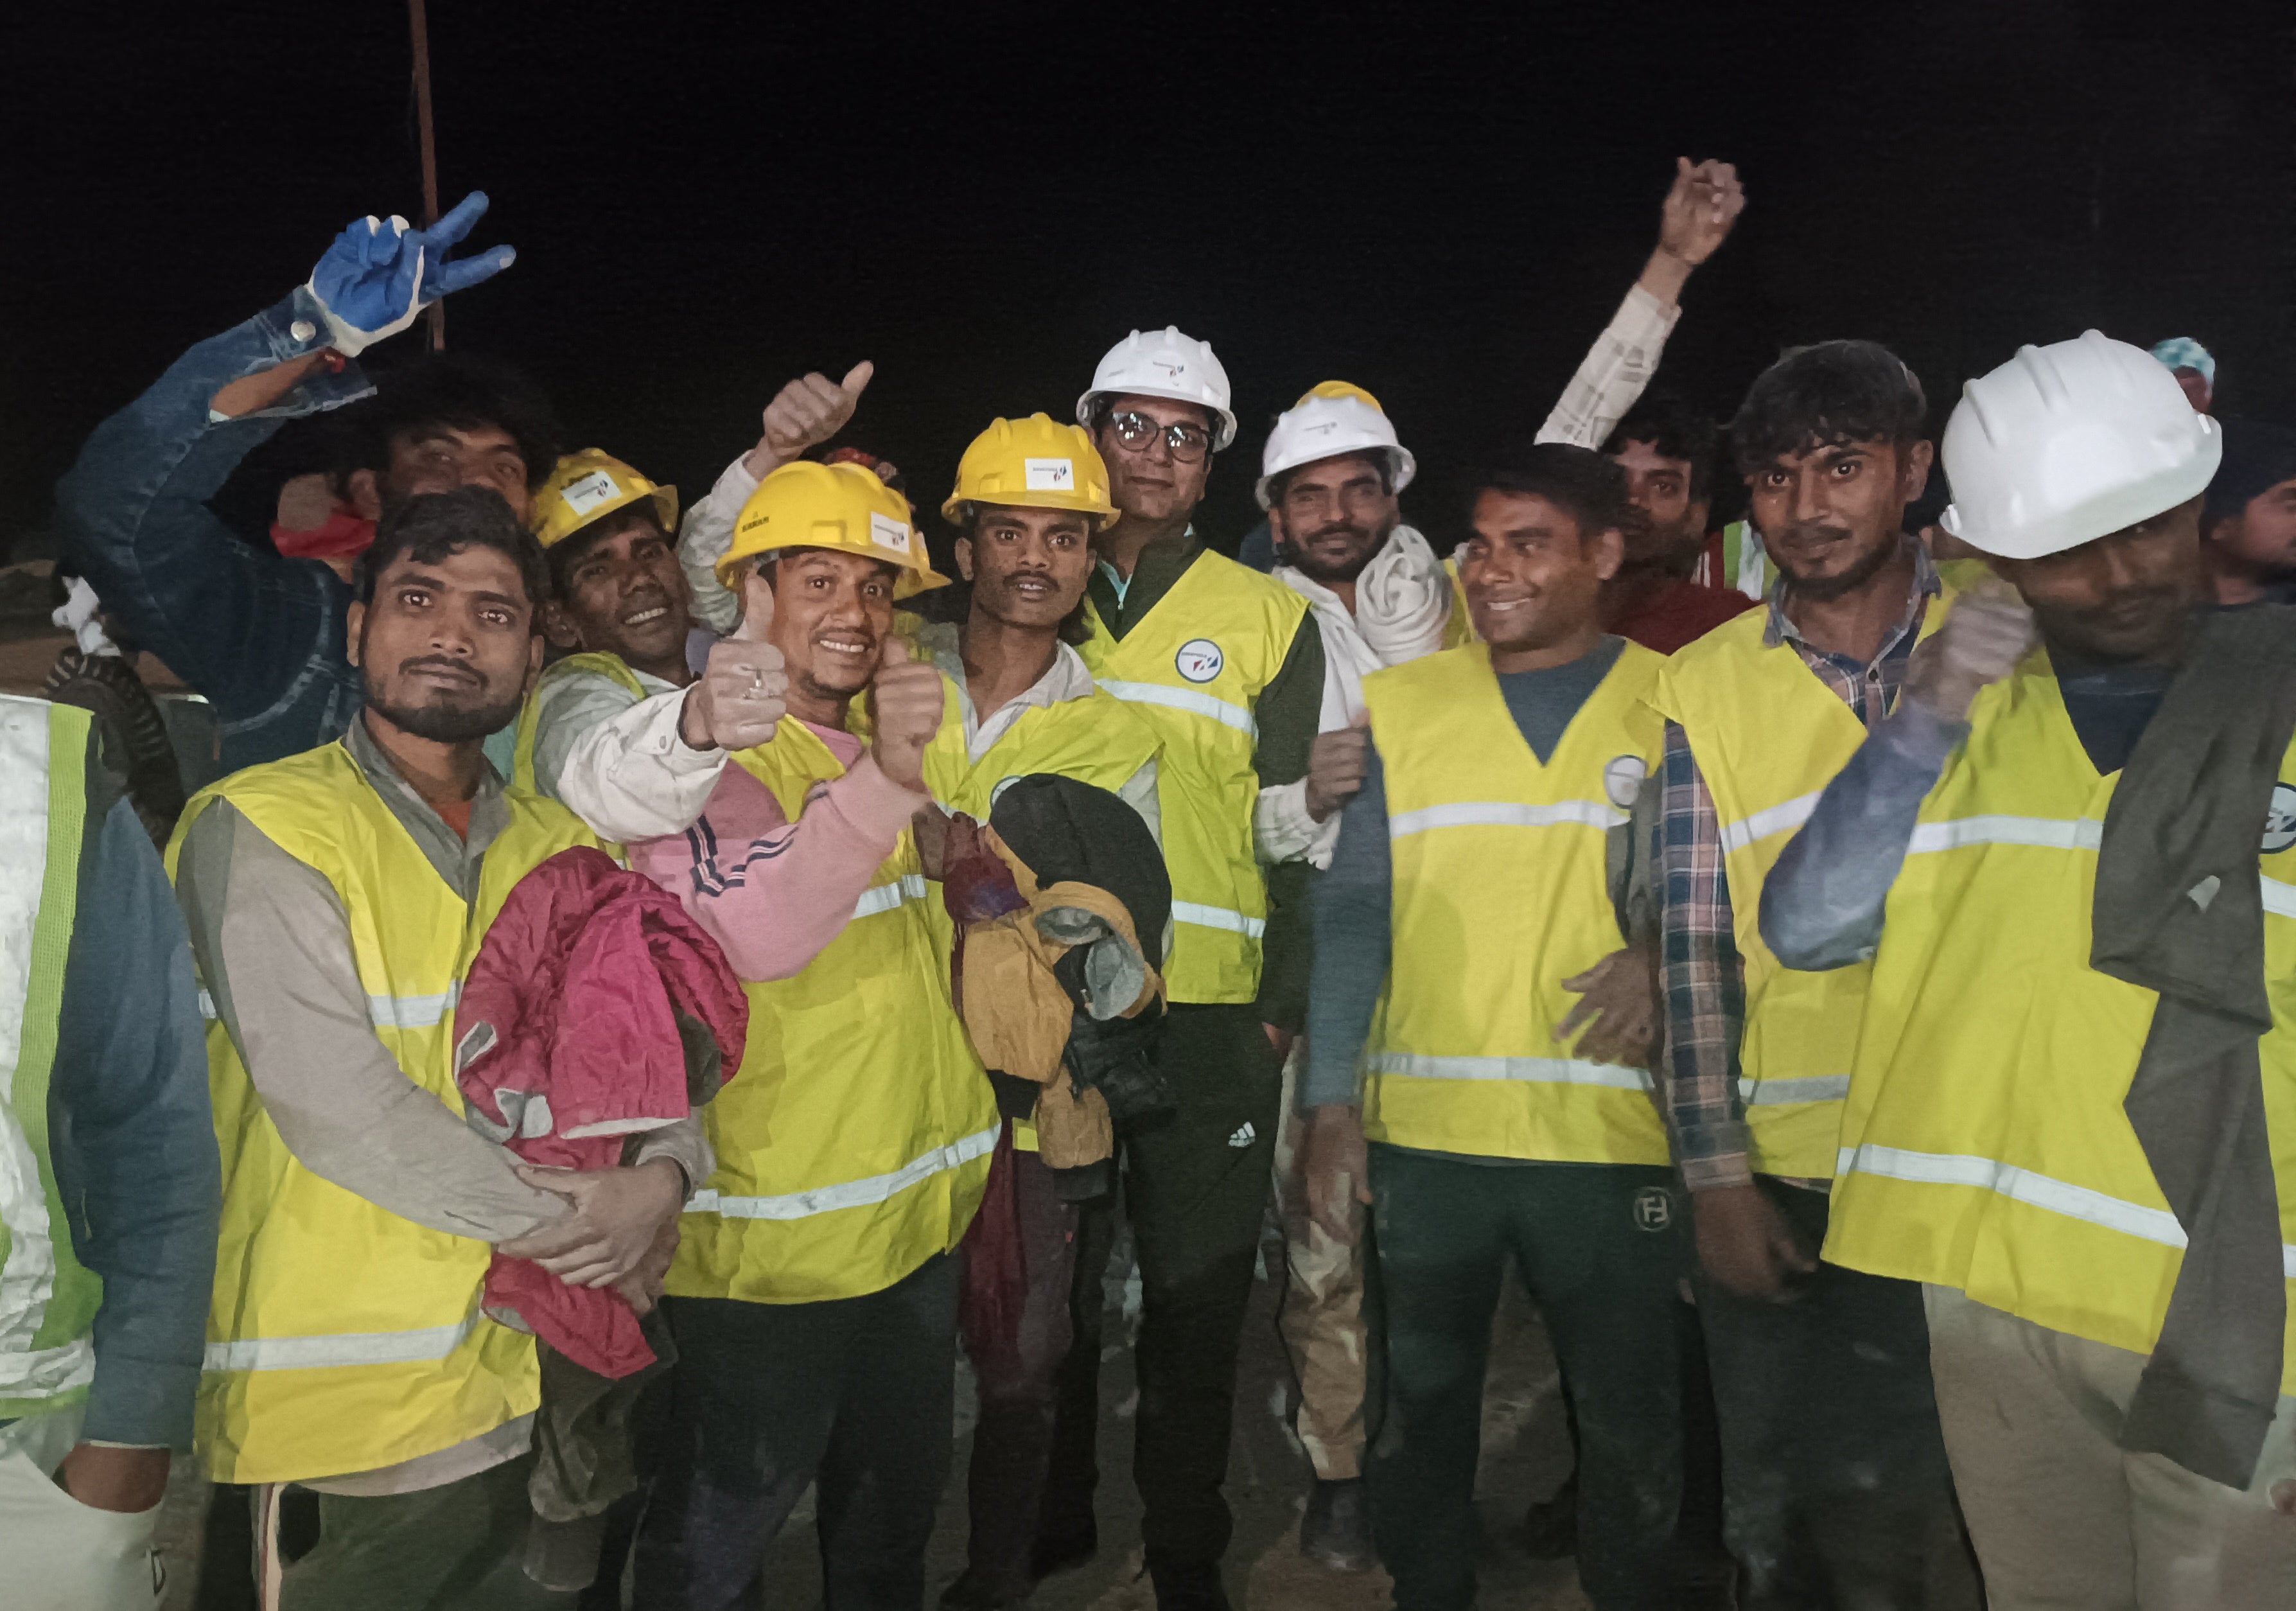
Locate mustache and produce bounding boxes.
[1779,522,1855,546]
[396,654,480,686]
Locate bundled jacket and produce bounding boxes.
[455,846,748,1378]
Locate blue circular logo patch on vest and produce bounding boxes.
[2265,784,2296,854]
[1175,639,1225,683]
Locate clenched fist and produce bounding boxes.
[680,569,787,752]
[1306,718,1371,823]
[868,637,944,793]
[744,362,875,478]
[1904,577,2035,723]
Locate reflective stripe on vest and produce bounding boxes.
[0,699,102,1418]
[171,741,599,1483]
[1836,1142,2296,1278]
[688,1122,999,1222]
[1715,789,1824,856]
[1389,800,1626,839]
[1095,680,1256,737]
[1823,660,2296,1384]
[854,874,930,920]
[204,1314,480,1373]
[1077,552,1308,1005]
[1359,643,1672,1167]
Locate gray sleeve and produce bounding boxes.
[52,797,219,1449]
[1760,700,1967,971]
[630,1117,710,1196]
[531,669,645,804]
[1302,737,1391,1109]
[175,802,567,1242]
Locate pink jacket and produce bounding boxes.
[456,847,748,1378]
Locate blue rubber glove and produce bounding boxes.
[305,190,515,356]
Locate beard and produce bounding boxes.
[1773,524,1900,603]
[365,689,524,743]
[1284,519,1385,586]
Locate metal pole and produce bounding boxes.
[408,0,444,350]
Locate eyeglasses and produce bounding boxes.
[1107,410,1215,464]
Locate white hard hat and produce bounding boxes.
[1076,326,1237,451]
[1940,330,2222,560]
[1255,382,1417,510]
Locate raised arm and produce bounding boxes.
[1536,158,1746,449]
[678,362,875,631]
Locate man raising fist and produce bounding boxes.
[579,459,1001,1610]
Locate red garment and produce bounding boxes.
[455,846,748,1377]
[1609,576,1757,655]
[270,502,376,563]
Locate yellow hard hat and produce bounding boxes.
[940,414,1121,529]
[1296,380,1385,412]
[718,459,951,598]
[530,450,679,550]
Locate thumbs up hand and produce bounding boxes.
[679,568,787,752]
[866,636,943,794]
[744,362,875,478]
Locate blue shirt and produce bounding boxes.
[57,288,373,772]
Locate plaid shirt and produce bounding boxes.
[1660,541,1940,1191]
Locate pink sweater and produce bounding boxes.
[624,723,926,982]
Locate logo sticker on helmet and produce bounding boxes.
[1024,458,1075,491]
[869,512,912,556]
[1175,639,1225,683]
[559,470,622,517]
[1604,755,1648,811]
[2266,784,2296,854]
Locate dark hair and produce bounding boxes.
[1468,443,1634,540]
[2204,418,2296,534]
[356,487,552,622]
[336,354,560,492]
[544,504,669,596]
[1603,392,1720,502]
[1264,451,1396,511]
[1729,340,1927,476]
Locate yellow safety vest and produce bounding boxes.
[1646,581,1956,1177]
[1825,658,2296,1390]
[169,742,597,1484]
[510,651,651,795]
[1080,552,1308,1005]
[0,699,105,1424]
[668,714,998,1306]
[1360,642,1671,1165]
[924,673,1162,1152]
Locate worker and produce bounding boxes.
[924,415,1162,1611]
[2198,418,2296,609]
[507,449,710,806]
[1299,443,1689,1611]
[0,695,218,1611]
[1600,392,1755,651]
[1024,321,1319,1611]
[1265,156,1746,1571]
[168,488,701,1607]
[2151,335,2216,414]
[1645,339,1963,1606]
[620,461,997,1611]
[57,193,557,771]
[1762,330,2296,1609]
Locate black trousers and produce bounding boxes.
[1367,1147,1688,1611]
[632,1254,960,1611]
[1042,1001,1283,1580]
[1694,1178,1957,1610]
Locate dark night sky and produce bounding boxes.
[7,0,2292,564]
